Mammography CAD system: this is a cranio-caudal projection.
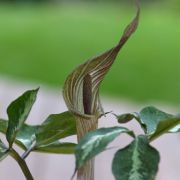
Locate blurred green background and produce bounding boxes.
[0,0,179,105]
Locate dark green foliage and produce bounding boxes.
[34,141,76,154]
[35,112,76,147]
[115,106,180,141]
[138,106,173,134]
[6,89,39,148]
[0,119,8,134]
[0,119,38,150]
[74,106,180,179]
[16,124,38,150]
[1,91,179,179]
[149,115,180,141]
[0,89,77,179]
[0,140,9,162]
[75,127,134,169]
[112,136,160,180]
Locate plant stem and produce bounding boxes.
[21,147,33,160]
[9,149,34,180]
[76,116,98,180]
[21,143,35,160]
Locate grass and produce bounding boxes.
[0,3,180,105]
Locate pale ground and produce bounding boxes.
[0,78,179,180]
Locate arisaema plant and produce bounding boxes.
[1,1,179,180]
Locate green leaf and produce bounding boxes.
[0,119,38,150]
[112,135,160,180]
[139,106,173,134]
[0,119,8,134]
[115,106,173,135]
[149,116,180,141]
[115,112,146,133]
[0,119,76,155]
[35,111,76,147]
[75,127,134,169]
[16,124,39,150]
[115,112,140,124]
[0,140,8,161]
[6,88,39,147]
[0,116,76,154]
[34,141,76,154]
[169,124,180,133]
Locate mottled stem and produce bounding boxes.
[76,116,98,180]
